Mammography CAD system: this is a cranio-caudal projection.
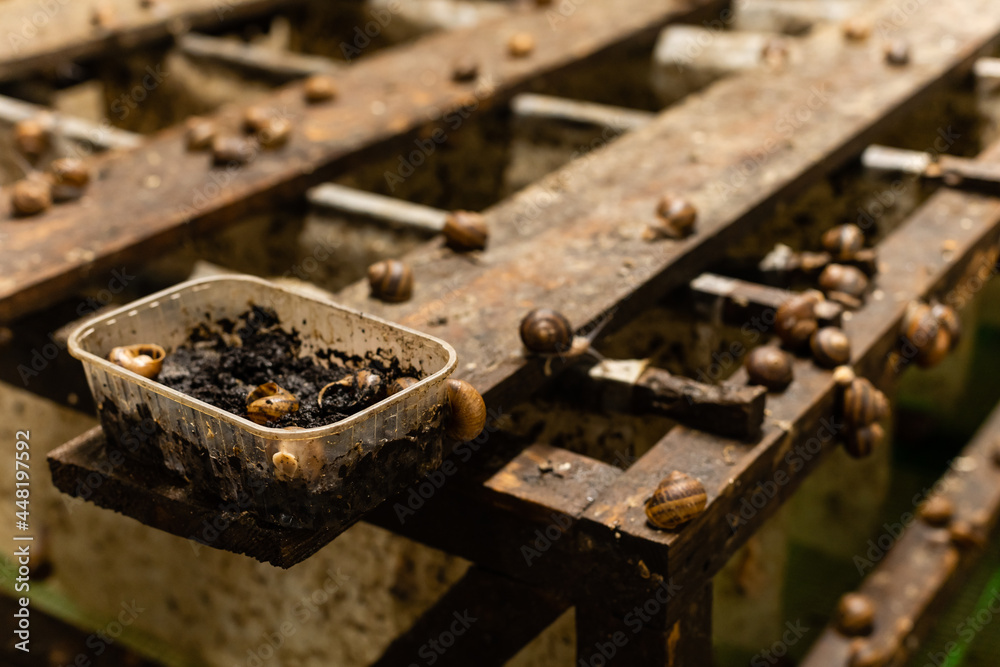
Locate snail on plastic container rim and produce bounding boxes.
[108,344,166,380]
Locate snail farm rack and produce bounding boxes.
[5,0,1000,664]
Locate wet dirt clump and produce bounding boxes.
[156,306,418,428]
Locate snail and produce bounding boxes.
[303,74,338,103]
[949,520,985,549]
[930,303,961,346]
[14,118,49,158]
[841,17,872,41]
[272,450,300,482]
[844,422,884,458]
[507,32,535,58]
[212,135,256,165]
[242,105,276,133]
[836,592,875,636]
[918,495,954,527]
[843,376,889,427]
[388,376,419,396]
[774,291,824,349]
[900,302,951,368]
[884,39,910,66]
[810,327,851,368]
[819,264,869,305]
[519,308,591,359]
[108,344,166,380]
[443,210,489,251]
[245,382,300,425]
[445,378,486,441]
[318,369,383,408]
[821,224,865,261]
[10,177,52,216]
[645,471,707,530]
[257,117,292,149]
[185,116,217,151]
[646,195,697,240]
[48,157,90,201]
[848,641,896,667]
[745,346,794,392]
[367,259,414,302]
[452,56,479,82]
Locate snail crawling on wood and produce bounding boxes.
[745,346,794,392]
[774,290,838,349]
[818,263,869,308]
[899,302,960,368]
[810,326,851,368]
[48,157,91,202]
[644,195,698,240]
[645,471,707,530]
[821,224,865,261]
[368,259,414,303]
[246,382,300,425]
[834,367,889,458]
[442,210,489,251]
[108,344,166,380]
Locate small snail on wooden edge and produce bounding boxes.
[446,379,487,441]
[645,471,707,530]
[10,177,52,217]
[519,308,606,374]
[443,210,489,251]
[14,118,49,158]
[821,224,865,261]
[835,368,890,458]
[246,382,300,425]
[303,75,338,103]
[900,301,959,368]
[644,195,697,240]
[108,344,166,380]
[810,326,851,368]
[368,259,414,303]
[48,157,91,201]
[774,290,825,349]
[745,346,794,392]
[819,263,869,308]
[835,592,875,636]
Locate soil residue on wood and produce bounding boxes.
[156,306,418,428]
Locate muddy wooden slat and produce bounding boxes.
[689,272,844,328]
[371,566,569,667]
[0,0,306,83]
[580,139,1000,630]
[325,0,1000,416]
[0,94,142,151]
[176,33,340,81]
[801,401,1000,667]
[0,0,726,323]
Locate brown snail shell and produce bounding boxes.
[519,308,573,355]
[745,347,794,392]
[645,471,707,530]
[452,56,479,82]
[774,291,823,348]
[919,495,954,527]
[845,422,884,458]
[303,74,337,103]
[842,17,872,41]
[901,303,950,368]
[242,105,276,133]
[212,135,256,165]
[185,116,217,151]
[48,157,91,201]
[949,519,985,549]
[108,344,166,380]
[388,376,419,396]
[649,195,697,239]
[507,32,535,58]
[819,264,869,299]
[257,117,292,149]
[810,327,852,368]
[843,377,889,427]
[848,640,896,667]
[930,303,961,347]
[272,450,300,482]
[884,39,910,66]
[442,210,489,251]
[10,177,52,216]
[836,592,875,636]
[14,118,48,157]
[318,369,383,407]
[445,378,486,441]
[821,224,865,261]
[367,259,414,302]
[246,382,300,425]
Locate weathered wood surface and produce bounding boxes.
[176,32,340,81]
[690,272,844,328]
[801,402,1000,667]
[0,94,142,151]
[0,0,305,83]
[0,0,726,322]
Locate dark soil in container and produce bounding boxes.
[156,306,419,428]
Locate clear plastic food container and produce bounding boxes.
[68,276,457,531]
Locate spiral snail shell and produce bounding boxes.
[303,74,338,103]
[212,135,256,165]
[918,495,954,527]
[810,327,851,368]
[242,105,277,133]
[48,157,91,201]
[844,422,884,458]
[109,344,166,380]
[507,32,536,58]
[185,116,217,151]
[645,471,707,530]
[246,382,300,425]
[819,264,869,300]
[930,304,961,346]
[10,177,52,216]
[836,592,876,636]
[646,195,697,239]
[14,118,48,157]
[745,346,794,391]
[367,259,414,303]
[318,369,383,408]
[900,303,951,368]
[257,117,292,149]
[843,377,889,427]
[821,224,865,261]
[442,210,489,251]
[774,291,823,349]
[445,378,487,441]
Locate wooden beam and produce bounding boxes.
[0,94,141,151]
[511,93,654,132]
[176,33,340,81]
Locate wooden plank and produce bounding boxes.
[0,0,726,322]
[580,138,1000,630]
[800,401,1000,667]
[371,566,569,667]
[0,0,305,83]
[0,94,141,151]
[689,272,844,328]
[864,144,1000,196]
[176,33,340,81]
